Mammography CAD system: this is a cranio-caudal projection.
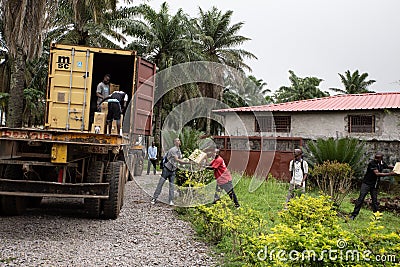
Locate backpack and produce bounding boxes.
[160,153,169,169]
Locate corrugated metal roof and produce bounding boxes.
[214,92,400,113]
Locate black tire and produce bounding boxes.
[1,165,26,216]
[26,197,43,208]
[102,161,123,219]
[119,161,127,209]
[0,196,3,215]
[84,160,104,218]
[134,154,144,176]
[4,164,23,180]
[1,196,26,216]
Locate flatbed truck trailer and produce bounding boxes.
[0,44,156,219]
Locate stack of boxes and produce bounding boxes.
[91,111,106,134]
[91,84,122,135]
[91,102,108,134]
[110,115,123,135]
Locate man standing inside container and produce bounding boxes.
[96,74,111,111]
[97,90,127,136]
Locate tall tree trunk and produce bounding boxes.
[6,48,26,128]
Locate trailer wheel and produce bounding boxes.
[119,161,128,209]
[1,165,26,216]
[0,196,3,215]
[27,197,43,208]
[102,161,123,219]
[1,196,27,216]
[134,154,144,176]
[84,160,104,218]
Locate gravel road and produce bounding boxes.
[0,173,217,267]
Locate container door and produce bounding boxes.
[130,57,156,136]
[46,47,93,131]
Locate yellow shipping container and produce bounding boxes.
[44,43,156,137]
[45,44,135,132]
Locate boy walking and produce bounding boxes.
[286,148,308,203]
[207,149,240,208]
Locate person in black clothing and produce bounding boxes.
[350,152,396,220]
[98,90,128,135]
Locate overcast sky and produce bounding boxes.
[144,0,400,94]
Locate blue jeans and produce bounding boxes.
[153,167,175,202]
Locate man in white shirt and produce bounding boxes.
[147,142,158,175]
[286,148,308,203]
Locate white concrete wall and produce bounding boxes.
[220,110,400,141]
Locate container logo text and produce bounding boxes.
[57,56,70,70]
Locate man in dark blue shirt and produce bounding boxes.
[350,152,395,220]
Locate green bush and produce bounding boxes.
[306,137,366,178]
[311,161,354,207]
[187,189,400,266]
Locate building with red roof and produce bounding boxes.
[212,92,400,179]
[213,92,400,141]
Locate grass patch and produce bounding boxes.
[178,173,400,266]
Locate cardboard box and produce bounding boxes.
[110,115,123,135]
[188,149,208,165]
[110,83,120,94]
[92,112,106,134]
[393,162,400,174]
[100,102,108,115]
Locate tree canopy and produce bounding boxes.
[274,70,329,103]
[330,70,376,94]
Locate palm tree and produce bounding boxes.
[46,0,131,47]
[194,7,256,72]
[123,2,197,151]
[330,70,376,94]
[124,2,196,69]
[193,6,257,133]
[1,0,49,127]
[223,75,270,108]
[274,70,329,103]
[306,137,367,178]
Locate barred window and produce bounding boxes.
[348,115,375,133]
[274,116,291,132]
[255,116,291,133]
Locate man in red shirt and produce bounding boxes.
[208,149,240,208]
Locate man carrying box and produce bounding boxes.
[96,74,111,112]
[350,152,396,220]
[98,90,128,136]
